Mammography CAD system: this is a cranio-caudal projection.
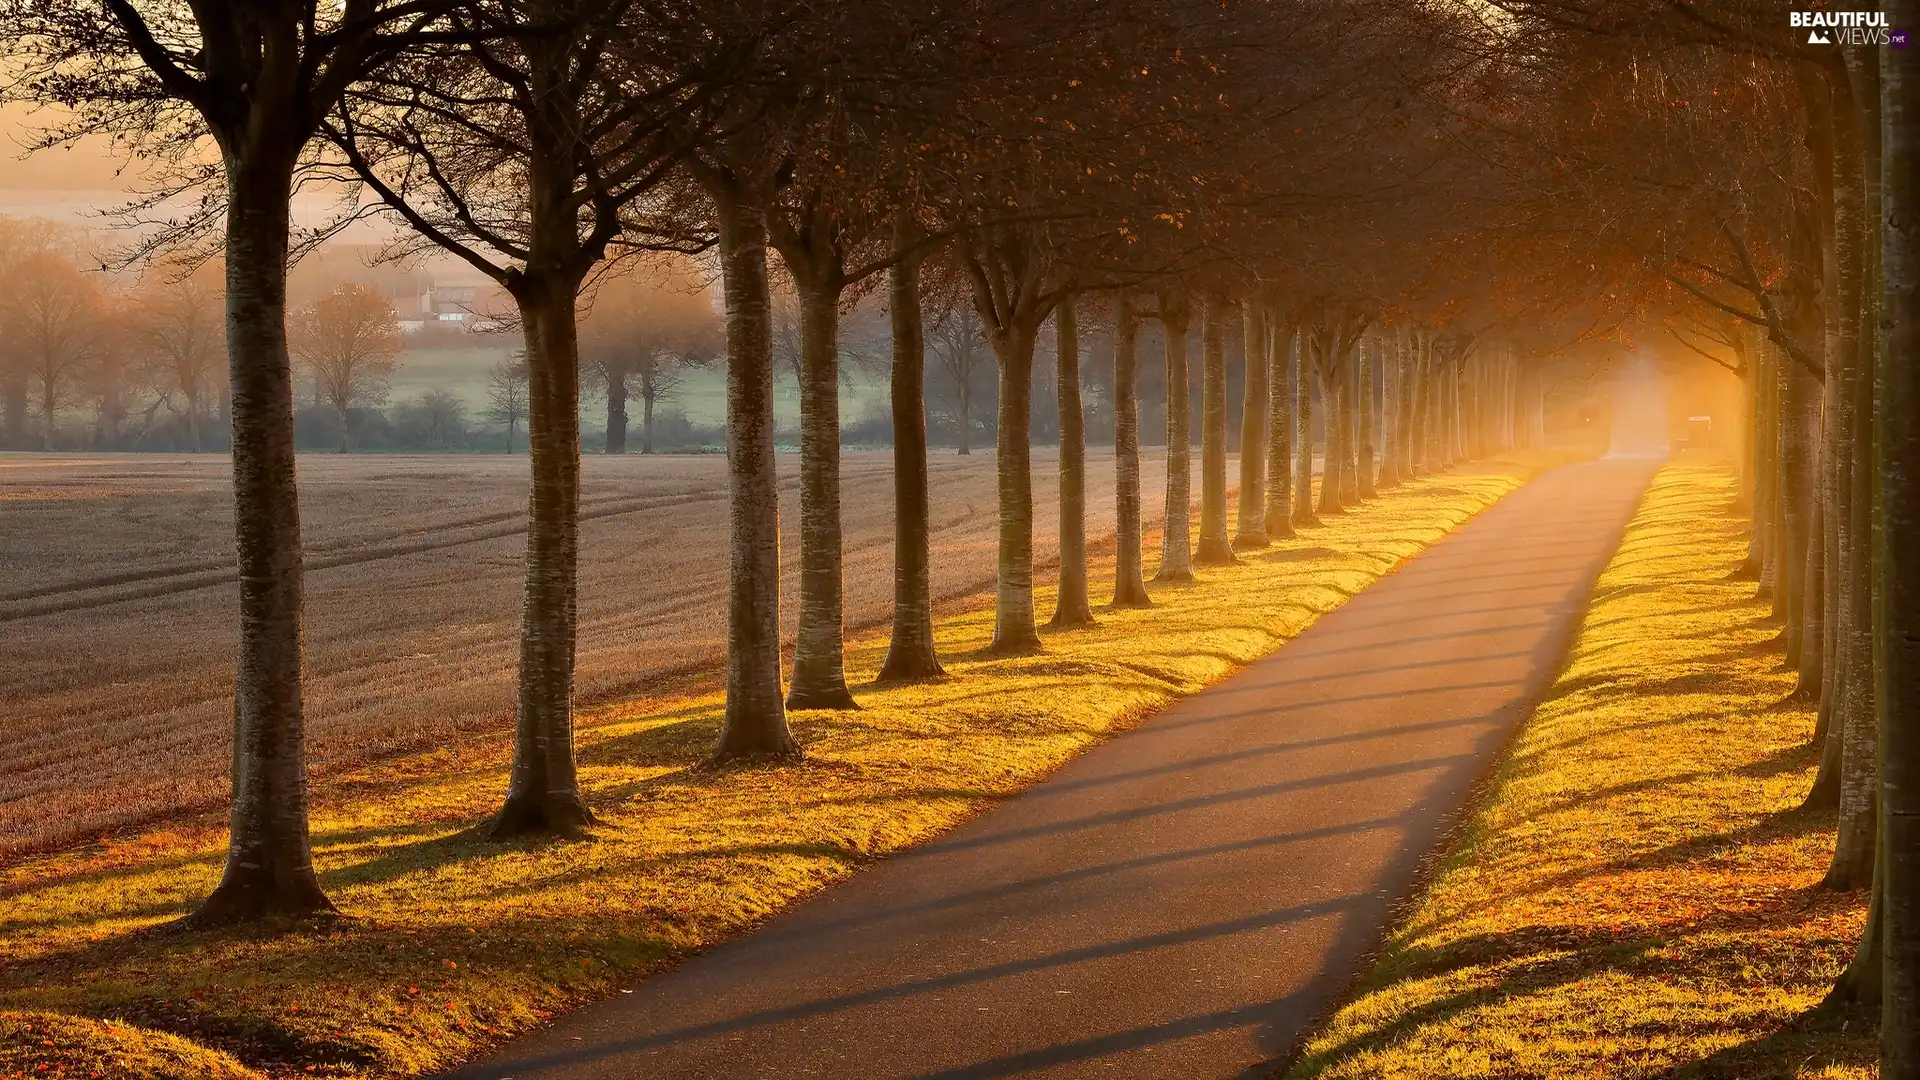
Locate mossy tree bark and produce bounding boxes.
[878,221,945,683]
[1050,293,1094,627]
[1264,313,1296,540]
[1158,291,1195,581]
[1197,292,1236,565]
[1237,296,1270,548]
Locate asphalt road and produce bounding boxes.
[449,458,1659,1080]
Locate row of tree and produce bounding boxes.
[1456,0,1916,1066]
[0,0,1911,1070]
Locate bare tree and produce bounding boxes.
[135,259,225,452]
[291,283,402,452]
[3,250,102,450]
[928,300,990,454]
[581,260,722,454]
[486,355,529,453]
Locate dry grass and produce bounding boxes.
[0,450,1167,855]
[0,451,1566,1079]
[1284,460,1874,1080]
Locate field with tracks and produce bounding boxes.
[0,450,1171,856]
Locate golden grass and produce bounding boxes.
[0,452,1563,1079]
[1285,460,1874,1080]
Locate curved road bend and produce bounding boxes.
[449,458,1660,1080]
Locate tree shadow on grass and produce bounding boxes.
[1734,738,1824,780]
[1646,1000,1877,1079]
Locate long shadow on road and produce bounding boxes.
[446,459,1660,1080]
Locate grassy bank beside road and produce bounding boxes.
[0,453,1564,1079]
[1286,461,1872,1080]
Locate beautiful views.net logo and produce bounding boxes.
[1789,10,1895,44]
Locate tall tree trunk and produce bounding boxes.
[1050,294,1093,626]
[956,377,972,455]
[1756,342,1780,597]
[787,279,856,710]
[1378,331,1401,489]
[1317,351,1345,517]
[606,365,628,454]
[1782,351,1816,671]
[1266,317,1296,539]
[189,397,203,454]
[1294,354,1318,525]
[712,192,796,759]
[1825,59,1878,890]
[493,273,595,836]
[1410,332,1429,476]
[1111,295,1151,608]
[1237,297,1270,548]
[879,234,944,683]
[1158,297,1194,581]
[1357,334,1376,499]
[989,323,1043,653]
[190,154,332,924]
[1877,10,1920,1061]
[336,402,350,453]
[641,387,656,454]
[1197,294,1235,565]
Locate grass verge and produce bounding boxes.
[2,453,1565,1078]
[1283,460,1873,1080]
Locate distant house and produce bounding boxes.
[399,281,484,333]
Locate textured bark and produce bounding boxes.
[989,325,1043,652]
[190,153,333,923]
[1265,318,1296,540]
[1236,298,1270,548]
[1294,355,1318,526]
[1879,7,1920,1059]
[713,192,796,759]
[1357,335,1376,499]
[1825,60,1877,889]
[492,274,595,837]
[1158,295,1195,581]
[1111,296,1151,608]
[878,231,944,682]
[1050,294,1094,626]
[1196,294,1235,566]
[786,280,856,710]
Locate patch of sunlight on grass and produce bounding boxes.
[0,452,1575,1078]
[1285,461,1874,1080]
